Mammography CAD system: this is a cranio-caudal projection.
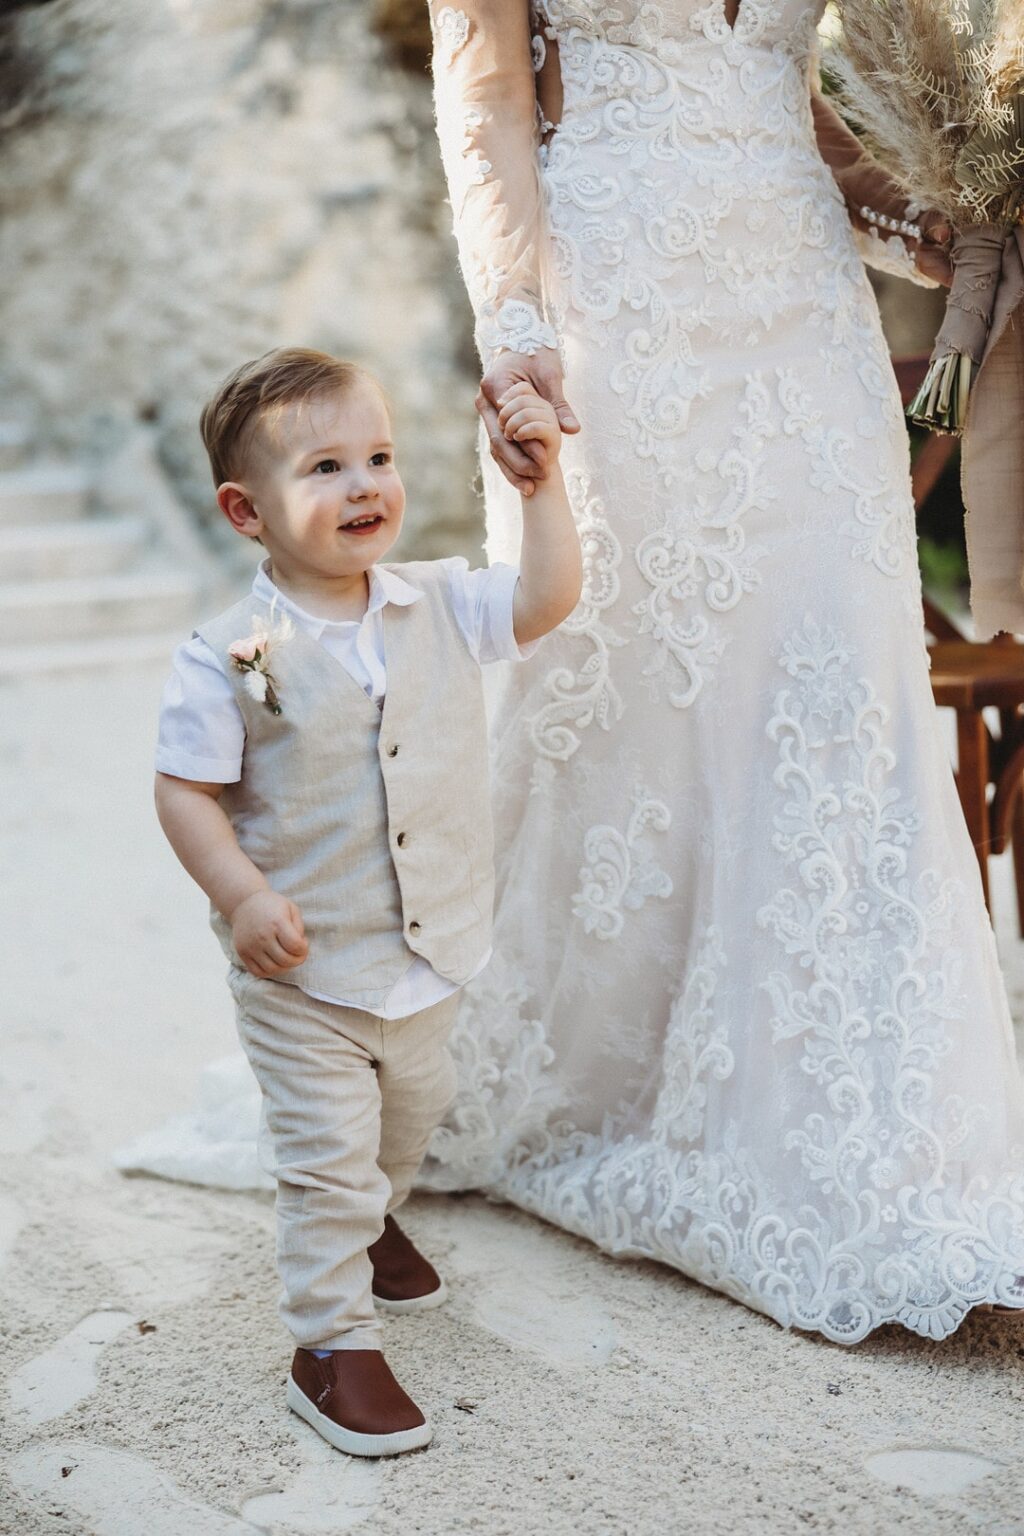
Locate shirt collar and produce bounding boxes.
[252,559,422,635]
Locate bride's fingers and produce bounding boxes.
[479,392,533,462]
[917,242,953,287]
[496,381,535,407]
[917,211,954,287]
[477,392,545,483]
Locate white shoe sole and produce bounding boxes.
[372,1278,448,1315]
[286,1375,432,1457]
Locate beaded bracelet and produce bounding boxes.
[859,205,923,241]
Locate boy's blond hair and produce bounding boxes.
[200,347,381,488]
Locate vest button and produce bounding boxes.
[409,920,421,935]
[388,744,399,757]
[397,832,407,847]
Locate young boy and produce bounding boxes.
[154,348,581,1457]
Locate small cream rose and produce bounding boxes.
[228,636,260,663]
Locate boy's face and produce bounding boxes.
[237,382,405,580]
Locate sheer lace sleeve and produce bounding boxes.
[429,2,559,363]
[811,91,940,291]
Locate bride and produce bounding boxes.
[419,0,1024,1343]
[121,0,1024,1346]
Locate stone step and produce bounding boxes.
[0,630,186,678]
[0,422,31,472]
[0,517,148,581]
[0,465,89,526]
[0,570,202,646]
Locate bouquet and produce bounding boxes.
[830,0,1024,432]
[829,1,1024,637]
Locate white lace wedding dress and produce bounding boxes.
[418,0,1024,1343]
[118,0,1024,1345]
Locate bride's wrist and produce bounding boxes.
[857,202,923,242]
[476,298,559,363]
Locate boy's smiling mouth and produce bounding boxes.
[339,513,384,535]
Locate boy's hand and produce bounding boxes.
[496,384,562,475]
[477,349,579,496]
[231,889,308,978]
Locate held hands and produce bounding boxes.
[496,384,564,479]
[231,888,308,979]
[477,347,579,495]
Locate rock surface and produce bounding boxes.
[0,0,481,563]
[2,659,1024,1536]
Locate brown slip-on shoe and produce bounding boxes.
[369,1214,447,1315]
[287,1348,431,1456]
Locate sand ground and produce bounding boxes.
[3,660,1024,1536]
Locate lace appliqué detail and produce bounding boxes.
[527,470,627,762]
[466,152,493,187]
[466,618,1024,1343]
[539,27,843,471]
[426,0,1024,1347]
[752,615,1024,1339]
[689,0,777,45]
[573,787,673,939]
[477,297,560,360]
[632,373,772,708]
[425,952,563,1191]
[854,226,940,291]
[651,925,734,1144]
[431,6,471,65]
[778,368,915,582]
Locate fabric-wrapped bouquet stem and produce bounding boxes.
[908,201,1024,435]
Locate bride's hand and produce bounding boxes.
[478,349,580,497]
[916,211,953,287]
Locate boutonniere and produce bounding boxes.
[228,611,294,715]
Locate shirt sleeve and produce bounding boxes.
[429,0,560,363]
[155,636,245,783]
[444,557,540,665]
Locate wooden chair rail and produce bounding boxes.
[898,352,1024,926]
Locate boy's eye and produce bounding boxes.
[370,452,391,467]
[313,459,339,474]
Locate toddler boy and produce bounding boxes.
[154,348,581,1456]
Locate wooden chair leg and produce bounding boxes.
[1011,795,1024,938]
[956,709,992,912]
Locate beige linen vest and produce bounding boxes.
[195,561,494,1010]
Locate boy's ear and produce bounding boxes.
[217,482,262,539]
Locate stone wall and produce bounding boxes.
[0,0,482,562]
[0,0,944,567]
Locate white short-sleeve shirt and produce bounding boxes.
[157,557,535,1018]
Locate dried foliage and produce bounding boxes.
[831,0,1024,222]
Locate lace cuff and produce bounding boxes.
[477,298,559,360]
[854,227,940,290]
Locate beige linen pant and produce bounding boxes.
[229,967,458,1351]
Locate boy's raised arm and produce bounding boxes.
[497,383,583,646]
